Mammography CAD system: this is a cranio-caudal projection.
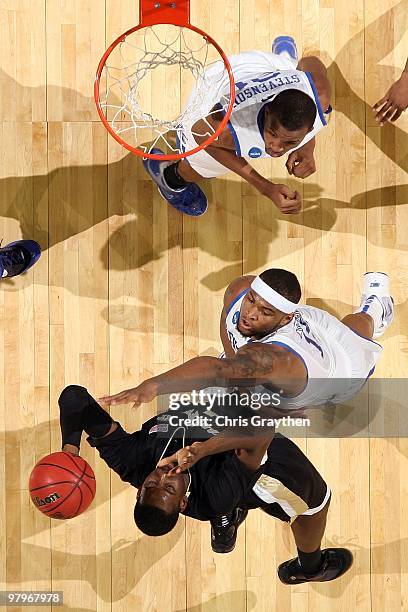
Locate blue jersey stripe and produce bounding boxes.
[226,120,242,156]
[304,71,327,126]
[226,288,248,315]
[211,102,242,157]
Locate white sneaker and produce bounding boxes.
[359,272,394,338]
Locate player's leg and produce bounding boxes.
[59,385,116,453]
[143,105,231,217]
[290,501,329,555]
[168,160,205,185]
[341,312,374,339]
[143,149,217,217]
[59,385,144,485]
[341,272,394,340]
[272,36,298,67]
[289,503,330,577]
[62,422,117,456]
[279,501,353,584]
[272,36,326,79]
[257,434,353,584]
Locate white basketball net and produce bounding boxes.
[97,25,233,155]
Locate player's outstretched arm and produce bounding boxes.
[99,343,306,408]
[373,58,408,125]
[157,427,275,473]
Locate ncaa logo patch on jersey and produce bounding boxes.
[232,311,240,324]
[248,147,262,158]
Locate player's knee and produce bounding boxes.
[58,385,88,409]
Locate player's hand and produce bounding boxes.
[262,183,302,214]
[157,442,204,472]
[286,148,316,179]
[373,73,408,125]
[99,380,158,408]
[62,444,80,456]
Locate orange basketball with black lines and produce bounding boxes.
[29,452,96,519]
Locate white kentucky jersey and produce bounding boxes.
[181,50,330,159]
[225,289,383,408]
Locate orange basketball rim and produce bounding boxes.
[94,0,236,161]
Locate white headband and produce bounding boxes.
[250,276,299,314]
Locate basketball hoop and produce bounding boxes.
[94,0,236,160]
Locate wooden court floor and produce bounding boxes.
[0,0,407,610]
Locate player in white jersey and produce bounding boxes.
[101,270,394,411]
[143,37,331,217]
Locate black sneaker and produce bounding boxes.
[0,240,41,278]
[210,507,248,554]
[278,548,353,584]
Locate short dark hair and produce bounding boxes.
[264,90,316,132]
[134,500,179,536]
[259,269,301,303]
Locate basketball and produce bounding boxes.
[29,452,96,520]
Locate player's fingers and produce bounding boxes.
[281,202,301,214]
[373,101,390,122]
[282,190,301,205]
[156,456,176,468]
[390,108,403,122]
[98,395,117,404]
[177,451,191,464]
[302,166,316,179]
[372,94,389,111]
[380,105,399,125]
[285,193,302,213]
[280,185,296,199]
[375,100,393,123]
[99,391,132,405]
[293,190,301,203]
[292,162,315,178]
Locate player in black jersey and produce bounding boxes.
[59,385,352,585]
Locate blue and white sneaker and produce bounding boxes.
[143,148,208,217]
[0,239,41,278]
[272,36,298,66]
[359,272,394,338]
